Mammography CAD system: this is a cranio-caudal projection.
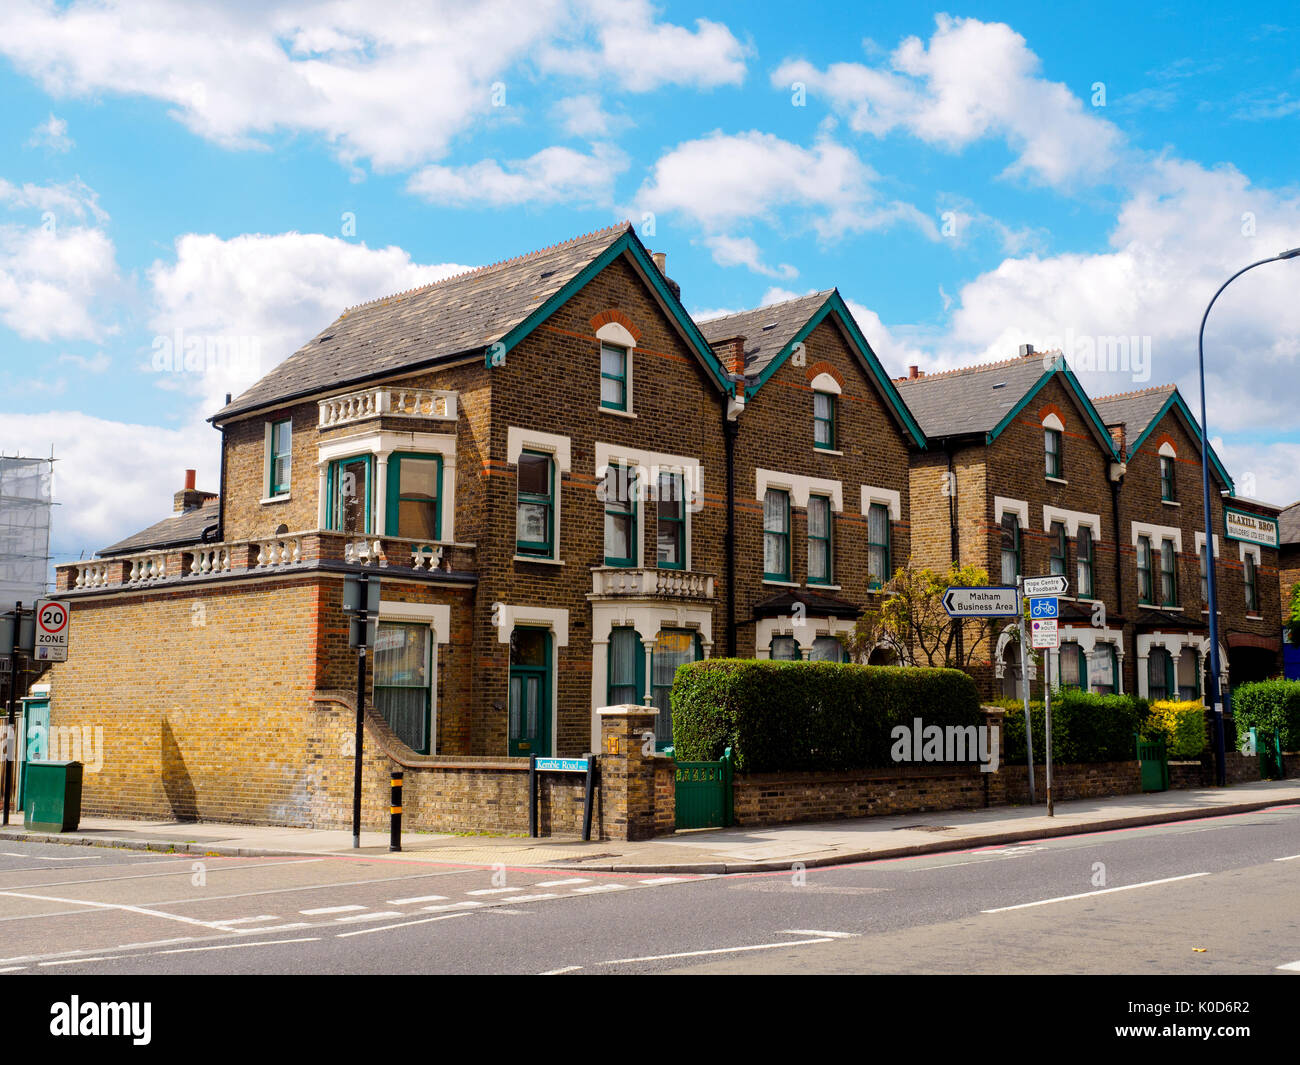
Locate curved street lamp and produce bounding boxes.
[1198,246,1300,786]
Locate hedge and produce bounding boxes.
[1231,680,1300,750]
[1144,700,1208,758]
[991,690,1148,764]
[669,659,982,773]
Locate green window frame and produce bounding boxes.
[769,635,800,660]
[1076,526,1094,598]
[656,471,685,570]
[600,342,628,411]
[1148,647,1174,701]
[516,450,555,558]
[373,621,433,754]
[603,464,637,567]
[813,392,835,449]
[385,453,442,541]
[763,488,790,581]
[607,627,645,706]
[269,418,292,496]
[1137,535,1154,605]
[807,495,832,585]
[1160,455,1176,501]
[867,502,891,589]
[810,635,844,662]
[651,629,701,749]
[1000,513,1021,585]
[327,454,374,535]
[1049,521,1068,577]
[1159,538,1178,606]
[1090,643,1119,695]
[1244,552,1259,613]
[1058,642,1085,690]
[1045,428,1062,478]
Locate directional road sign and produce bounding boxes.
[1023,575,1068,597]
[942,586,1020,618]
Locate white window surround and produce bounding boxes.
[495,604,568,759]
[1158,440,1177,458]
[1135,633,1226,700]
[316,429,457,540]
[1042,505,1102,539]
[589,602,713,748]
[809,372,842,395]
[1131,521,1181,554]
[993,623,1038,684]
[995,496,1030,528]
[597,442,703,570]
[1041,412,1064,432]
[597,322,635,416]
[860,486,901,523]
[376,601,448,754]
[1239,542,1261,565]
[263,419,292,501]
[755,616,854,658]
[756,468,843,512]
[1046,629,1126,693]
[1193,531,1221,559]
[508,427,570,564]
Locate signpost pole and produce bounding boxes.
[352,576,368,850]
[1044,655,1054,817]
[1017,579,1035,805]
[2,604,22,826]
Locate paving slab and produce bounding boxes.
[2,779,1298,874]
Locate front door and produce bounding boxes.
[508,627,551,757]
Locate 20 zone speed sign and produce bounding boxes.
[34,600,69,662]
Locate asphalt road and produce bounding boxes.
[1,804,1297,976]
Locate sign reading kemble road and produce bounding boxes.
[942,586,1020,617]
[1224,508,1279,548]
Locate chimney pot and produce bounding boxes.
[651,251,667,274]
[908,365,919,379]
[185,469,196,491]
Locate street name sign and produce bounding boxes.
[1028,596,1058,620]
[1031,618,1059,649]
[942,586,1020,617]
[33,600,68,662]
[534,757,589,772]
[1023,575,1068,597]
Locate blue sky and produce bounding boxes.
[0,1,1296,564]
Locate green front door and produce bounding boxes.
[508,627,551,757]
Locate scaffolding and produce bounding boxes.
[0,455,54,613]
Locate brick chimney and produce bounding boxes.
[1019,343,1035,358]
[908,365,920,379]
[710,335,747,377]
[174,469,216,513]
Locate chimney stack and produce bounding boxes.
[1019,343,1035,358]
[710,335,747,377]
[908,365,920,379]
[174,469,215,513]
[650,251,667,274]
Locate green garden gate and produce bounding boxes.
[1136,736,1169,792]
[673,748,733,830]
[1255,728,1286,780]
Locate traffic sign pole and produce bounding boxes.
[1045,660,1054,817]
[1017,578,1035,805]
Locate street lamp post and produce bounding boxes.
[1196,246,1300,787]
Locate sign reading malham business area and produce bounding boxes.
[942,586,1021,617]
[1223,508,1280,548]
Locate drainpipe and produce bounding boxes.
[217,395,230,541]
[946,440,963,666]
[724,409,739,658]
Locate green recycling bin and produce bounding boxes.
[23,761,83,833]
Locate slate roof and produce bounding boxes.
[697,290,834,379]
[1092,385,1177,453]
[99,500,220,557]
[1279,501,1300,546]
[213,222,637,422]
[893,355,1050,439]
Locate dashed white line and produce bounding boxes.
[532,879,591,888]
[335,913,471,938]
[300,905,366,915]
[780,929,858,939]
[0,890,239,931]
[573,883,628,894]
[540,965,583,975]
[0,852,97,860]
[606,938,833,965]
[501,893,558,903]
[1274,854,1300,862]
[422,901,483,912]
[334,911,403,923]
[214,915,280,926]
[387,895,448,905]
[466,887,515,896]
[1277,961,1300,972]
[638,877,689,885]
[39,956,124,966]
[981,873,1211,913]
[0,965,27,972]
[155,938,320,955]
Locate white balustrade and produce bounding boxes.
[256,538,302,567]
[190,546,231,575]
[591,567,713,599]
[127,553,167,583]
[74,561,112,589]
[319,386,456,428]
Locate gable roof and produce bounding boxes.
[895,353,1119,459]
[213,222,728,423]
[1094,384,1233,492]
[697,290,926,448]
[1280,501,1300,546]
[99,499,220,557]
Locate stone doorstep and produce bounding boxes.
[2,789,1296,874]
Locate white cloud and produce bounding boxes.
[774,14,1125,189]
[28,113,73,152]
[552,94,630,138]
[58,351,111,373]
[0,221,119,341]
[0,0,745,172]
[0,177,107,224]
[701,234,796,279]
[1213,438,1300,507]
[407,143,627,207]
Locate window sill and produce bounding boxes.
[1246,614,1264,621]
[814,447,844,457]
[260,494,291,505]
[808,583,841,591]
[600,407,637,420]
[762,579,800,588]
[514,555,564,566]
[1045,476,1068,485]
[1161,499,1180,507]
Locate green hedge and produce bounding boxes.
[1232,680,1300,750]
[991,691,1149,764]
[670,659,983,773]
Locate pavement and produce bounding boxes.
[5,778,1300,873]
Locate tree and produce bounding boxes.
[842,561,997,669]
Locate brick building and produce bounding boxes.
[1281,502,1300,679]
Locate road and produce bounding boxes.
[1,804,1297,975]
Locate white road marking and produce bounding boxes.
[573,883,628,894]
[0,852,97,860]
[422,901,482,912]
[780,929,858,939]
[235,922,311,934]
[39,956,124,966]
[0,890,241,931]
[387,894,448,905]
[540,965,583,975]
[336,913,471,938]
[0,965,28,972]
[1273,854,1300,862]
[335,911,403,923]
[155,938,320,955]
[532,878,591,887]
[606,938,833,965]
[501,893,558,903]
[638,877,689,885]
[1277,961,1300,972]
[300,905,366,915]
[981,872,1211,913]
[213,915,280,926]
[466,887,515,896]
